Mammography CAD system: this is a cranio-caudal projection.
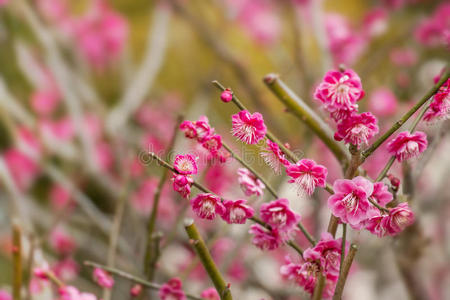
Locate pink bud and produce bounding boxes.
[130,284,142,297]
[220,89,233,103]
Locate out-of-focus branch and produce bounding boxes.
[263,74,350,167]
[84,261,203,300]
[107,4,171,133]
[12,219,23,300]
[15,0,98,173]
[184,219,233,300]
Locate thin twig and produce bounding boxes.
[221,142,278,198]
[148,152,308,255]
[84,261,203,300]
[362,68,449,160]
[12,220,22,300]
[184,219,232,300]
[333,244,358,300]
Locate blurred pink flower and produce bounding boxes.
[286,159,328,197]
[201,134,223,156]
[424,78,450,123]
[334,112,379,148]
[227,0,281,46]
[30,90,60,116]
[39,118,75,142]
[93,267,114,289]
[368,88,398,117]
[3,149,39,190]
[389,48,418,67]
[231,110,266,144]
[249,224,282,251]
[325,14,367,66]
[415,3,450,48]
[74,0,128,69]
[190,193,226,220]
[221,199,254,224]
[0,290,11,300]
[362,7,388,38]
[237,168,265,197]
[52,258,79,282]
[49,227,76,255]
[158,278,186,300]
[58,286,97,300]
[130,284,142,297]
[50,184,74,212]
[387,131,428,162]
[200,287,219,300]
[328,176,373,228]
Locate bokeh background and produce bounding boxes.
[0,0,449,299]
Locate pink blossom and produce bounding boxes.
[3,149,40,190]
[334,112,379,148]
[201,287,219,300]
[201,134,223,156]
[314,69,365,114]
[190,193,226,220]
[74,0,128,69]
[424,78,450,123]
[221,199,254,224]
[382,202,415,236]
[362,8,388,38]
[50,184,74,211]
[220,89,233,103]
[0,290,11,300]
[231,110,267,144]
[130,284,142,297]
[260,140,290,174]
[39,118,75,142]
[414,3,450,48]
[58,286,97,300]
[368,88,398,117]
[237,168,265,197]
[364,208,388,237]
[389,48,418,67]
[52,258,79,282]
[158,278,186,300]
[313,233,348,280]
[328,176,374,228]
[30,90,60,116]
[49,227,76,255]
[93,267,114,289]
[173,154,198,175]
[286,159,328,197]
[370,182,393,206]
[195,116,214,142]
[180,120,197,139]
[172,174,193,199]
[325,14,367,66]
[260,198,300,234]
[227,0,281,46]
[249,225,282,251]
[387,131,428,162]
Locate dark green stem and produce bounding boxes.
[333,244,358,300]
[184,219,232,300]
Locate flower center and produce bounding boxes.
[349,124,370,145]
[230,207,246,223]
[342,192,359,213]
[269,207,287,226]
[295,173,316,196]
[201,200,216,217]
